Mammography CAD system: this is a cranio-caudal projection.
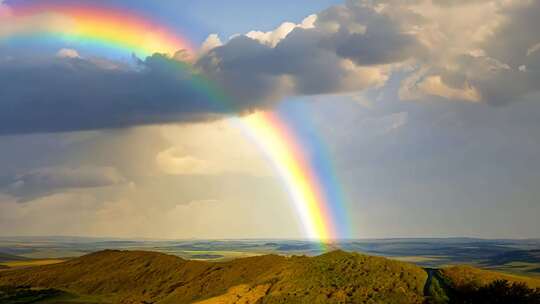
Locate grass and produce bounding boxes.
[163,250,265,261]
[441,265,540,289]
[37,293,110,303]
[2,249,540,303]
[0,286,109,304]
[20,250,86,259]
[0,250,429,304]
[487,261,540,277]
[1,259,65,269]
[389,256,447,263]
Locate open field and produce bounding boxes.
[1,259,66,269]
[388,255,448,264]
[483,261,540,278]
[170,250,266,261]
[1,237,540,277]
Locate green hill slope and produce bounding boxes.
[0,249,427,304]
[441,265,540,289]
[424,265,540,304]
[2,249,539,304]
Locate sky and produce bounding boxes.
[0,0,539,239]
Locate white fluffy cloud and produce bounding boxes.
[199,34,223,55]
[390,0,540,105]
[245,14,317,47]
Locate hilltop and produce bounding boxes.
[0,249,539,303]
[0,249,426,303]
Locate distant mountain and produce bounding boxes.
[0,250,539,304]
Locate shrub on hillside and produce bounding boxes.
[452,280,540,304]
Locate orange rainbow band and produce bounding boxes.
[2,3,193,57]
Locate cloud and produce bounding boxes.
[0,0,539,135]
[0,54,232,134]
[245,14,317,47]
[56,48,80,59]
[196,2,417,104]
[199,34,223,55]
[156,147,216,175]
[0,1,421,135]
[393,0,540,105]
[156,118,273,177]
[401,73,481,102]
[1,166,126,202]
[526,42,540,56]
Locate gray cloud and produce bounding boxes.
[318,3,422,65]
[396,0,540,105]
[470,1,540,105]
[0,55,238,135]
[0,0,538,135]
[197,2,420,99]
[0,1,421,135]
[1,166,126,202]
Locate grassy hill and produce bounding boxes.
[0,249,427,304]
[424,266,540,303]
[441,265,540,289]
[0,249,539,303]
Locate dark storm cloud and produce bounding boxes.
[0,1,423,135]
[1,0,538,135]
[0,55,239,135]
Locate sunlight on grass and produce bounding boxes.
[1,259,65,268]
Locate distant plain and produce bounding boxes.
[1,237,539,277]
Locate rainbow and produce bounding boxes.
[242,112,342,241]
[1,2,350,244]
[1,3,194,57]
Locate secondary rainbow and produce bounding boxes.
[1,2,350,243]
[1,3,194,57]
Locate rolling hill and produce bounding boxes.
[0,249,539,303]
[0,249,427,303]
